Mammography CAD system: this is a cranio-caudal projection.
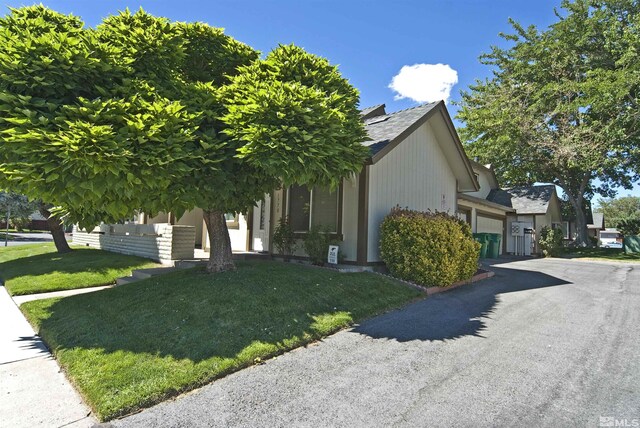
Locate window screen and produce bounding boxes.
[289,185,311,232]
[311,187,338,232]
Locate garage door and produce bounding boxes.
[477,216,504,255]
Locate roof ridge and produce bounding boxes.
[360,103,385,110]
[383,101,439,118]
[505,184,555,190]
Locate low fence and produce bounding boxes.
[72,223,195,264]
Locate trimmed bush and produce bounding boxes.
[379,207,480,287]
[539,225,563,257]
[303,225,340,266]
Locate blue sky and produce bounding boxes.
[2,0,639,201]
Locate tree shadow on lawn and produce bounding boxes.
[28,262,419,364]
[0,248,155,284]
[352,264,571,342]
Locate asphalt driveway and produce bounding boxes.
[113,258,639,427]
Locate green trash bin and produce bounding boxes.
[624,236,640,254]
[473,233,489,259]
[487,233,502,258]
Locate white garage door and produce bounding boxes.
[477,216,504,255]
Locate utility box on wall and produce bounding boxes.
[510,221,533,256]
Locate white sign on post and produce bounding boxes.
[327,245,339,265]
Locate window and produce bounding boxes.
[288,184,339,233]
[259,200,266,231]
[552,222,569,240]
[600,232,618,239]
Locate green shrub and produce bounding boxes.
[379,207,480,287]
[539,226,564,256]
[272,216,296,258]
[303,225,339,266]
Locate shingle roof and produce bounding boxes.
[589,212,605,229]
[360,104,386,120]
[487,185,556,214]
[361,102,439,156]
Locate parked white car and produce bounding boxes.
[600,230,622,249]
[602,241,623,249]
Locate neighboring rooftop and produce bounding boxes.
[487,185,556,214]
[360,102,439,156]
[589,212,605,229]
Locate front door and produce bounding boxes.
[252,195,270,252]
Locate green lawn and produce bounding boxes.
[561,247,640,262]
[21,261,422,421]
[0,243,160,295]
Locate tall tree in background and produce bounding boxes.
[596,196,640,228]
[0,7,368,271]
[457,0,640,246]
[0,191,37,226]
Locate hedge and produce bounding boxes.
[379,207,480,287]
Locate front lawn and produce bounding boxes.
[561,247,640,262]
[22,261,422,421]
[0,243,160,295]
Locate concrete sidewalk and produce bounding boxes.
[13,285,113,306]
[0,286,95,427]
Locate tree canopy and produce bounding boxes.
[596,196,640,228]
[0,191,37,220]
[0,6,368,270]
[457,0,640,246]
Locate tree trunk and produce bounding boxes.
[39,206,72,253]
[203,209,235,273]
[568,194,590,247]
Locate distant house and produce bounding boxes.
[138,101,479,265]
[486,185,563,255]
[456,161,564,256]
[588,212,606,240]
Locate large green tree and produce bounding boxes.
[457,0,640,246]
[0,7,368,271]
[596,196,640,228]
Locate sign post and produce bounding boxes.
[327,245,339,265]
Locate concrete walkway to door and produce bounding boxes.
[0,286,96,427]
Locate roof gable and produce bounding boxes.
[360,101,478,192]
[590,212,605,229]
[469,160,499,190]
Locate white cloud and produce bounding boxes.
[389,63,459,104]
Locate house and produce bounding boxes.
[588,212,606,241]
[140,101,479,265]
[457,161,515,255]
[486,185,563,255]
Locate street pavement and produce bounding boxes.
[111,258,640,427]
[1,231,53,247]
